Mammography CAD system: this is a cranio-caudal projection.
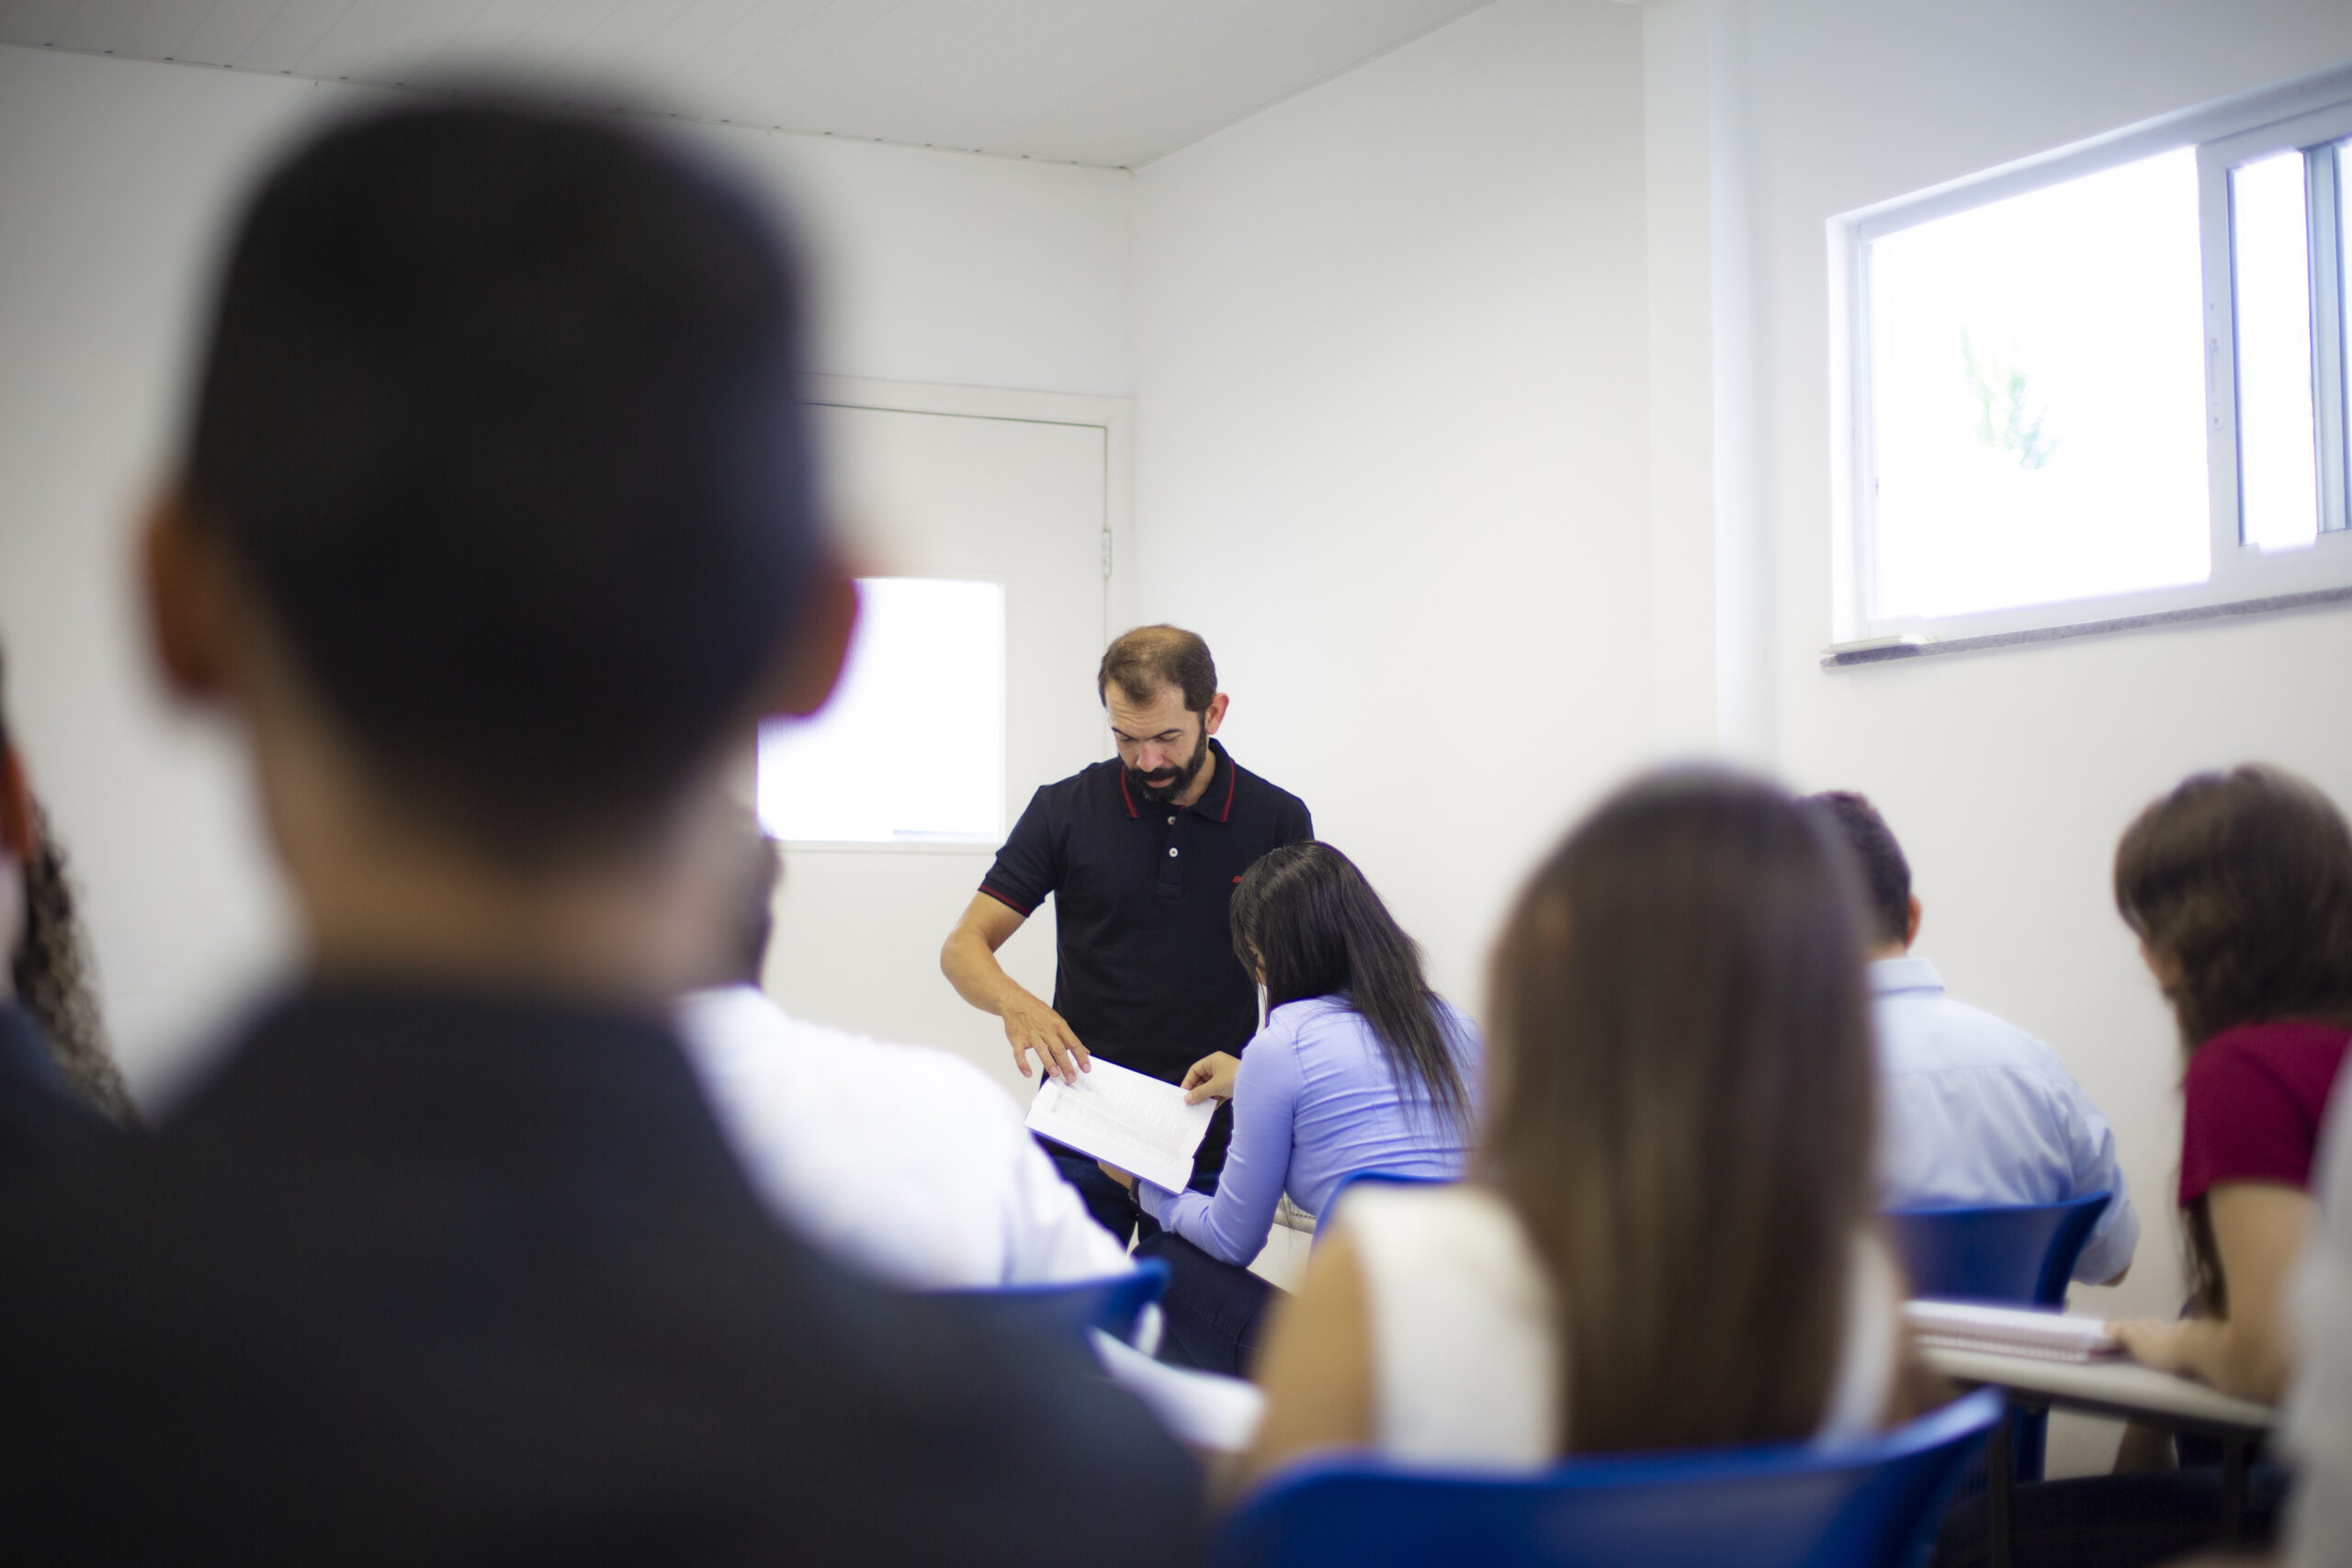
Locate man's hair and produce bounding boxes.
[1804,791,1911,948]
[1097,626,1216,715]
[185,99,823,860]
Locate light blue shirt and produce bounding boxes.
[1872,955,2139,1284]
[1138,994,1481,1266]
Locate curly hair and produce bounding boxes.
[13,801,138,1126]
[2114,764,2352,1050]
[2113,763,2352,1312]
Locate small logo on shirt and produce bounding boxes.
[1232,874,1243,884]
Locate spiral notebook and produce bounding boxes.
[1904,1300,2121,1363]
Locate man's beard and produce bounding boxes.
[1128,728,1211,806]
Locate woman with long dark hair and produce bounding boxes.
[2106,764,2352,1403]
[1100,840,1480,1375]
[1240,770,1909,1479]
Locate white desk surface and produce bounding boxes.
[1924,1346,2277,1432]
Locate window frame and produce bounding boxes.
[1836,65,2352,655]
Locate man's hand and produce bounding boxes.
[1001,987,1091,1086]
[1097,1160,1136,1191]
[1182,1051,1241,1105]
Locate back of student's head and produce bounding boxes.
[1804,790,1911,949]
[1231,841,1469,1132]
[2114,764,2352,1050]
[185,98,821,859]
[1484,768,1873,1455]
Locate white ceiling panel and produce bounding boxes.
[0,0,1498,166]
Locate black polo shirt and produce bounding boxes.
[979,739,1313,1089]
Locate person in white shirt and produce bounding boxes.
[677,830,1131,1292]
[1808,792,2138,1286]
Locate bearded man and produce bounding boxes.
[942,626,1312,1242]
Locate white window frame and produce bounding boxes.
[1834,65,2352,658]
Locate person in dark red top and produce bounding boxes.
[2107,764,2352,1405]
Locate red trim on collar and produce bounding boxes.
[1214,757,1237,823]
[1117,767,1137,818]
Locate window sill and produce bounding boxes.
[1823,582,2352,668]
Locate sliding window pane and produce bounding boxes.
[1868,149,2209,622]
[2342,141,2352,513]
[2231,149,2319,550]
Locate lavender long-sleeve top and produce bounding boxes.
[1137,994,1482,1266]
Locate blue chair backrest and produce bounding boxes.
[1216,1387,2003,1568]
[1312,1170,1452,1246]
[1883,1191,2111,1306]
[938,1258,1170,1348]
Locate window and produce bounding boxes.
[1843,73,2352,650]
[755,578,1005,844]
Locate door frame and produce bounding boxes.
[804,376,1136,651]
[751,378,1136,855]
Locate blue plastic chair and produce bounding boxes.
[1216,1386,2004,1568]
[937,1258,1170,1348]
[1884,1191,2111,1484]
[1883,1192,2112,1307]
[1311,1169,1452,1246]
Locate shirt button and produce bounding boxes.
[1168,847,1180,858]
[1166,815,1175,825]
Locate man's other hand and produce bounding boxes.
[1002,989,1091,1085]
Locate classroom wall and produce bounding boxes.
[1129,0,1653,1011]
[0,43,1134,1100]
[1704,0,2352,1463]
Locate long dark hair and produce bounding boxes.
[1230,842,1469,1134]
[1484,769,1875,1455]
[2113,763,2352,1311]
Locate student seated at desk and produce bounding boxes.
[1240,771,1917,1483]
[1099,841,1480,1376]
[2107,765,2352,1406]
[678,826,1130,1290]
[1807,791,2138,1284]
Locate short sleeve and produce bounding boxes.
[1282,794,1314,846]
[2181,1039,2321,1204]
[980,786,1062,917]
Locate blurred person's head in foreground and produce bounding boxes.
[0,640,138,1122]
[144,96,855,1003]
[1482,767,1875,1454]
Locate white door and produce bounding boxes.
[759,396,1114,1100]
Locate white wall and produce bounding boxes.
[0,44,1134,1100]
[1130,0,1653,1010]
[1697,0,2352,1469]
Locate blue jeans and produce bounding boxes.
[1134,1230,1283,1377]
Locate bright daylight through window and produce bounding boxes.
[1865,151,2209,623]
[1852,86,2352,644]
[757,578,1004,844]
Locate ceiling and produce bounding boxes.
[0,0,1499,167]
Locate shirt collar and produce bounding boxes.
[1868,954,1945,998]
[1114,739,1239,822]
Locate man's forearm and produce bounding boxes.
[941,929,1025,1016]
